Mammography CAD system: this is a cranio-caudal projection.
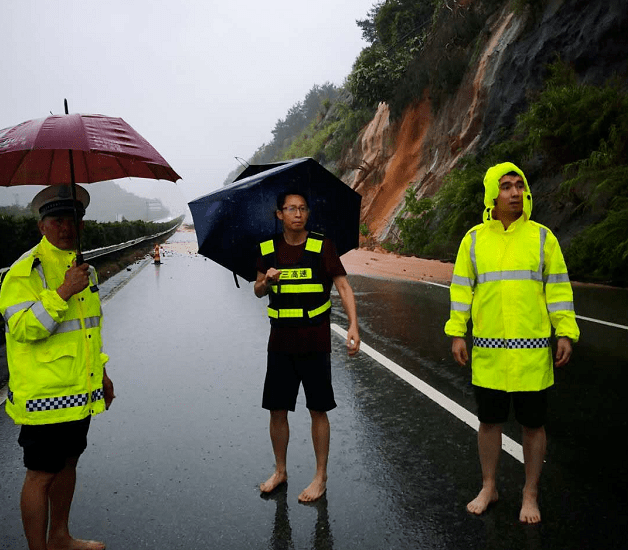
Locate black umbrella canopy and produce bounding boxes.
[189,158,362,282]
[232,160,291,182]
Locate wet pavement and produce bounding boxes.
[1,232,627,549]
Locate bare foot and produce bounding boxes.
[467,487,498,515]
[260,471,287,493]
[298,477,327,503]
[47,537,106,550]
[520,490,541,524]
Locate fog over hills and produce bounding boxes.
[0,180,172,222]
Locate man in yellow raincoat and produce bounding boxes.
[445,162,579,524]
[0,185,114,550]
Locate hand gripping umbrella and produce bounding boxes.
[188,157,362,284]
[0,99,181,263]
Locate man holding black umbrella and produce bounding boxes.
[255,190,360,503]
[0,185,114,550]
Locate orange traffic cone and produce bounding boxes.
[153,243,161,264]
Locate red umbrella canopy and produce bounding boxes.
[0,113,180,186]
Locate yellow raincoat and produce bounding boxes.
[444,163,579,391]
[0,236,108,425]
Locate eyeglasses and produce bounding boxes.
[282,206,309,214]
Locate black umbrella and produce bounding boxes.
[188,157,362,283]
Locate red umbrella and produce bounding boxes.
[0,100,180,261]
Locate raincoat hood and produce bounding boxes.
[483,162,532,222]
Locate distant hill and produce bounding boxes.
[83,181,170,222]
[0,180,170,222]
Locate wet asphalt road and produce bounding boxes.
[1,232,627,550]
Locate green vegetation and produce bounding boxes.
[396,156,485,260]
[222,82,376,185]
[515,61,628,285]
[516,62,628,165]
[0,215,182,268]
[250,0,509,172]
[0,214,42,269]
[226,1,504,173]
[565,208,628,285]
[350,0,434,114]
[325,105,376,162]
[397,60,628,285]
[283,120,341,163]
[81,218,182,252]
[223,83,345,184]
[279,102,378,166]
[222,2,627,286]
[348,0,505,117]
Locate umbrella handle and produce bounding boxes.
[65,99,83,265]
[68,149,84,264]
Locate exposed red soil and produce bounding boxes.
[361,99,432,238]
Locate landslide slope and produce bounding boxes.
[338,0,628,245]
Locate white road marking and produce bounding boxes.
[410,278,628,330]
[575,315,628,331]
[421,280,450,289]
[331,323,524,463]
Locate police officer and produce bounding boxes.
[445,162,579,524]
[0,184,114,550]
[255,190,360,503]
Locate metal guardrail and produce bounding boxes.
[0,219,183,388]
[0,220,182,279]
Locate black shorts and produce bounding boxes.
[263,351,337,412]
[473,386,548,429]
[18,417,91,473]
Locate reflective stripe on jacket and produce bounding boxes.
[444,216,580,392]
[0,236,108,425]
[260,233,332,327]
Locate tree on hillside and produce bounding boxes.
[356,2,383,43]
[350,0,435,110]
[221,82,342,185]
[357,0,433,49]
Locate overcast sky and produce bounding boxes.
[0,0,371,217]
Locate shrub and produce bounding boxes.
[0,215,41,267]
[1,217,182,269]
[326,104,376,161]
[397,156,485,259]
[516,61,628,166]
[396,191,435,255]
[564,205,628,286]
[282,120,340,163]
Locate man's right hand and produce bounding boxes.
[254,268,282,297]
[264,268,282,287]
[452,337,469,366]
[57,262,90,301]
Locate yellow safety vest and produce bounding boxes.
[445,215,580,392]
[0,236,108,425]
[260,233,332,326]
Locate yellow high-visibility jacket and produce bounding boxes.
[0,236,108,425]
[445,163,579,391]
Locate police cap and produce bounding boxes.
[31,185,90,220]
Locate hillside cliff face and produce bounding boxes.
[339,0,628,243]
